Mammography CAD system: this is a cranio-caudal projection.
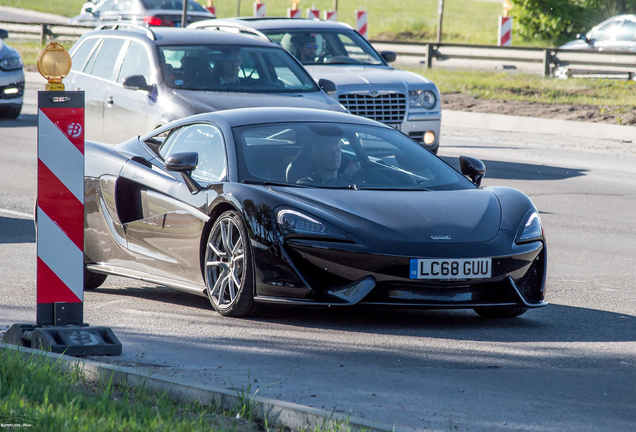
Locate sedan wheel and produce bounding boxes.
[204,211,260,317]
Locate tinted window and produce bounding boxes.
[118,41,152,84]
[158,45,317,92]
[90,38,126,80]
[235,123,472,190]
[159,124,227,183]
[141,0,206,12]
[70,38,98,72]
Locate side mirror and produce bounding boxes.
[122,74,150,91]
[318,78,337,94]
[85,6,93,13]
[166,152,201,194]
[576,33,591,44]
[381,51,397,63]
[459,156,486,187]
[0,29,8,40]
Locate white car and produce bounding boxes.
[0,29,24,119]
[189,18,442,153]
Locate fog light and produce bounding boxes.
[4,87,19,95]
[424,131,436,145]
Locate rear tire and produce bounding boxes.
[473,307,527,318]
[84,266,107,290]
[204,210,261,317]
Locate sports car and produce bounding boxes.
[84,108,547,318]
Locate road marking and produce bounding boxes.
[0,208,34,219]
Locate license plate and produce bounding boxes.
[409,258,492,280]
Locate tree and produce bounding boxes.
[512,0,636,44]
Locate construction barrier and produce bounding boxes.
[356,9,368,39]
[498,16,512,46]
[254,1,266,17]
[288,8,301,18]
[307,6,320,19]
[323,10,337,21]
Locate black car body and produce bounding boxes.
[66,26,344,143]
[83,108,546,318]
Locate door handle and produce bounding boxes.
[106,96,114,106]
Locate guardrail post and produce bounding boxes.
[425,44,434,69]
[40,24,48,45]
[543,49,552,77]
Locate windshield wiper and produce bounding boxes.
[241,180,309,188]
[357,186,431,191]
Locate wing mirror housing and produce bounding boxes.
[318,78,337,95]
[123,74,150,92]
[459,156,486,187]
[576,33,592,44]
[381,51,397,63]
[0,29,8,39]
[165,152,201,194]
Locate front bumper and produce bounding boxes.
[401,113,441,152]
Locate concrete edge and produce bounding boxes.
[442,109,635,142]
[0,342,412,432]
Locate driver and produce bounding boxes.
[292,34,319,63]
[297,136,361,184]
[214,50,242,86]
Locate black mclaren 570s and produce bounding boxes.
[84,108,547,318]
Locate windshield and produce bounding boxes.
[264,30,384,65]
[234,122,473,191]
[158,45,318,92]
[141,0,207,12]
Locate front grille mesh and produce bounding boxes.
[338,93,406,123]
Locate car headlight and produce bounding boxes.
[409,90,436,109]
[515,211,544,244]
[0,53,23,71]
[276,209,346,238]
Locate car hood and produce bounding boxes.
[304,65,435,89]
[277,187,501,243]
[169,89,346,113]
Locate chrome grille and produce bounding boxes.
[338,93,406,123]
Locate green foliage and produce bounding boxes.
[511,0,636,45]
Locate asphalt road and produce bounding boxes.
[1,80,635,432]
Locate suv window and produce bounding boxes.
[118,41,152,84]
[70,38,98,72]
[90,38,126,80]
[159,124,227,183]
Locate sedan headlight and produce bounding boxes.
[0,53,23,71]
[515,211,544,244]
[276,209,346,239]
[409,90,436,109]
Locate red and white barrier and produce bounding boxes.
[287,8,301,18]
[356,9,368,39]
[36,92,85,326]
[254,1,266,17]
[307,7,320,19]
[323,10,337,21]
[498,16,512,46]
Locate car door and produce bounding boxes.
[121,123,226,285]
[103,40,154,143]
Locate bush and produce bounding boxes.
[512,0,636,45]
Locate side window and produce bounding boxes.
[70,38,98,72]
[616,20,636,42]
[118,41,152,84]
[95,0,117,12]
[160,124,227,183]
[89,38,126,81]
[591,20,622,42]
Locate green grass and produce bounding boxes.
[0,347,260,432]
[0,0,552,45]
[408,66,636,107]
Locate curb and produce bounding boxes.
[0,342,409,432]
[442,109,635,142]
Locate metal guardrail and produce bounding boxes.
[371,41,636,78]
[2,20,634,79]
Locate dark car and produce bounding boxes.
[82,107,547,319]
[65,25,343,143]
[190,18,442,153]
[561,14,636,51]
[69,0,214,27]
[0,29,24,119]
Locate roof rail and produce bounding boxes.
[189,21,269,42]
[95,23,157,41]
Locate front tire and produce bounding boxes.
[473,307,527,318]
[204,211,260,317]
[84,266,107,290]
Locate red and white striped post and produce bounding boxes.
[498,16,512,46]
[206,0,216,16]
[36,91,86,326]
[356,9,368,39]
[254,1,266,17]
[307,5,320,19]
[323,9,337,21]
